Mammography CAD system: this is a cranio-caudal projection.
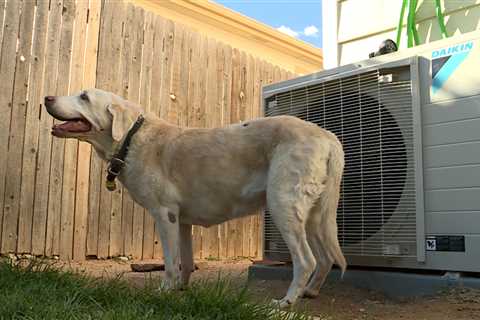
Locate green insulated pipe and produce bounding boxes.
[396,0,408,47]
[406,0,419,47]
[434,0,449,38]
[411,0,420,45]
[397,0,449,49]
[397,0,419,48]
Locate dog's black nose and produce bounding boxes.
[44,96,55,107]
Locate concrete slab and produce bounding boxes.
[248,264,480,298]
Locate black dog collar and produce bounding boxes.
[105,115,145,191]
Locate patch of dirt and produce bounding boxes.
[55,259,480,320]
[251,280,480,320]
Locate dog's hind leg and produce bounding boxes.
[267,156,322,308]
[303,212,333,298]
[304,143,346,298]
[268,204,316,308]
[304,214,345,297]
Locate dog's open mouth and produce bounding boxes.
[52,119,92,136]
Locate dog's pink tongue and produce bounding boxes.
[53,120,91,132]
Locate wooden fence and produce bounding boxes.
[0,0,295,260]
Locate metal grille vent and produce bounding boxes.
[264,67,417,260]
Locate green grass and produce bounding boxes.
[0,259,310,320]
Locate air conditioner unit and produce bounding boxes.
[262,31,480,272]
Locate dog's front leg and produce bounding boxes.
[179,224,194,288]
[151,206,181,290]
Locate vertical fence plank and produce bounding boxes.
[240,53,252,259]
[186,32,200,132]
[153,19,175,259]
[253,58,264,259]
[227,48,241,258]
[215,43,226,260]
[268,63,275,85]
[0,0,5,47]
[261,61,274,260]
[262,61,276,259]
[2,1,35,253]
[0,0,21,253]
[46,0,75,257]
[202,37,219,259]
[253,60,264,120]
[67,0,91,260]
[86,0,111,257]
[197,36,208,128]
[159,20,175,121]
[223,45,233,128]
[153,20,186,261]
[239,52,250,258]
[33,0,63,256]
[238,51,248,122]
[196,35,210,259]
[149,15,166,122]
[118,2,135,259]
[83,0,102,87]
[94,0,118,258]
[245,54,256,258]
[127,4,146,259]
[218,43,233,259]
[129,5,146,260]
[232,52,249,258]
[185,30,198,259]
[186,31,203,260]
[273,66,282,83]
[0,0,6,244]
[105,1,127,259]
[280,69,287,82]
[167,23,184,125]
[93,0,114,258]
[150,15,166,260]
[178,28,190,129]
[96,0,126,258]
[108,0,131,257]
[193,35,209,259]
[139,11,155,260]
[167,24,181,124]
[17,0,49,254]
[59,0,89,260]
[263,62,271,87]
[73,0,102,261]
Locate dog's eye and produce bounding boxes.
[80,92,89,102]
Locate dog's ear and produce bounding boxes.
[107,103,141,141]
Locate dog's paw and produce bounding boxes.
[271,298,293,309]
[157,278,181,291]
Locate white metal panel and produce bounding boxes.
[337,0,403,43]
[337,0,480,44]
[331,0,480,66]
[322,0,340,69]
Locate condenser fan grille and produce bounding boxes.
[264,68,417,260]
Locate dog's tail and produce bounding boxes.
[319,139,347,277]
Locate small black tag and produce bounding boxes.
[426,235,465,252]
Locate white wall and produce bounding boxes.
[323,0,480,68]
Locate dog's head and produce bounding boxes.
[44,88,142,143]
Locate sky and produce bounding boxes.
[213,1,323,48]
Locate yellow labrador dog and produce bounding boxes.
[44,88,346,307]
